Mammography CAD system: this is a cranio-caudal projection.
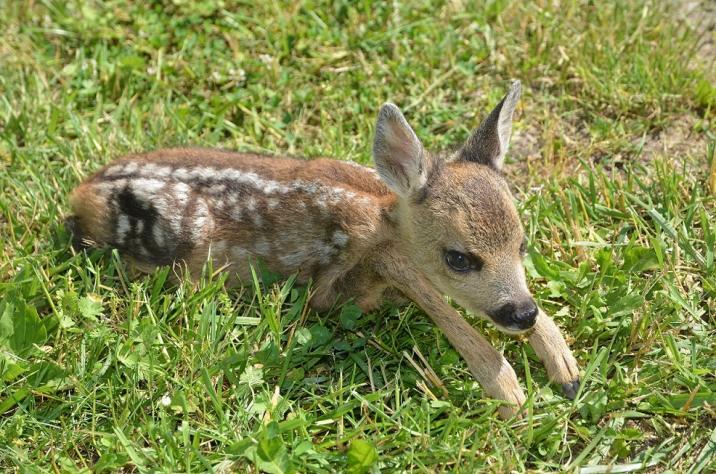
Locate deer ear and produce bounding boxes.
[459,80,521,170]
[372,103,427,197]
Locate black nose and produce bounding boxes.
[489,300,538,330]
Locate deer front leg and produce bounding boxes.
[527,310,580,398]
[425,298,527,419]
[380,260,526,418]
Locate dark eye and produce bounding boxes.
[519,238,527,256]
[445,250,482,272]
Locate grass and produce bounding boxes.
[1,0,715,472]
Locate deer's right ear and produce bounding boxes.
[372,103,427,197]
[459,80,521,170]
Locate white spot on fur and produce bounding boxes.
[97,178,127,195]
[143,163,172,177]
[332,230,349,247]
[192,200,210,240]
[135,220,144,234]
[192,167,218,181]
[267,199,278,209]
[263,181,283,193]
[129,178,166,205]
[117,215,130,243]
[213,199,227,212]
[174,168,191,181]
[172,182,190,206]
[153,224,164,247]
[135,178,166,192]
[124,162,139,175]
[210,184,227,194]
[223,169,289,194]
[104,165,124,177]
[246,197,257,212]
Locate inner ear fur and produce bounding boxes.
[372,103,428,197]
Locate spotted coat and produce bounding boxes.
[70,148,390,309]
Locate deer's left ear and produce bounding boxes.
[459,80,521,171]
[373,103,427,197]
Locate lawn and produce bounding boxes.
[1,0,715,472]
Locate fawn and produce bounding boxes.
[68,81,580,418]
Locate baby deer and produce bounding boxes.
[69,81,580,418]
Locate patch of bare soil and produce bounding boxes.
[679,0,716,71]
[507,1,714,189]
[506,110,711,190]
[506,109,593,189]
[637,114,710,164]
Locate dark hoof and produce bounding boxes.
[561,379,580,400]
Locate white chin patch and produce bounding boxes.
[497,325,533,335]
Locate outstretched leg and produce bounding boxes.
[379,253,526,419]
[527,310,580,398]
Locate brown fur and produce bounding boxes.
[69,186,113,246]
[68,81,580,418]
